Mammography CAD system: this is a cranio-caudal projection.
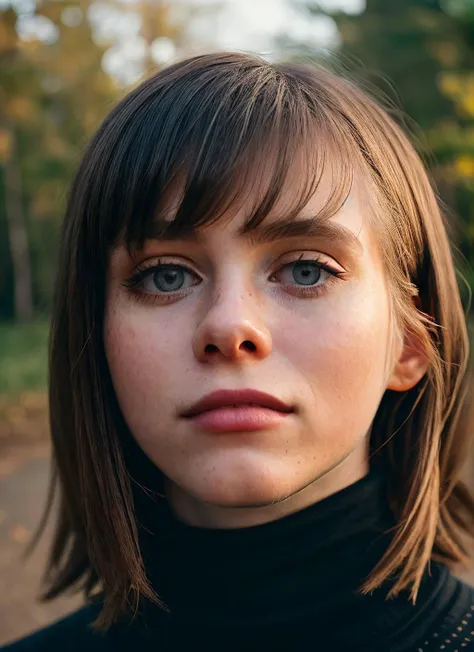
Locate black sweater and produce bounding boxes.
[3,467,474,652]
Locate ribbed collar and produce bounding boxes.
[131,465,458,652]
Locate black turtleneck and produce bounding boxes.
[3,466,474,652]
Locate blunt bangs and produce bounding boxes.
[78,53,357,260]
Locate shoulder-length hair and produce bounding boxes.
[30,51,474,630]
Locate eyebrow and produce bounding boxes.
[241,217,364,256]
[143,216,364,256]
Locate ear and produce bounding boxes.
[386,306,430,393]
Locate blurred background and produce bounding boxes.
[1,0,474,645]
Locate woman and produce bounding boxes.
[3,51,474,652]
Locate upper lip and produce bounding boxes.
[182,389,294,418]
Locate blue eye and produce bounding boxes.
[124,263,199,295]
[150,266,187,292]
[283,261,322,286]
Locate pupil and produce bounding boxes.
[292,262,320,286]
[154,267,184,291]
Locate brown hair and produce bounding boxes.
[31,51,474,630]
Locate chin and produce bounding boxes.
[187,462,303,509]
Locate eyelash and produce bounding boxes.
[122,256,344,306]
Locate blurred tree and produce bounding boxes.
[0,0,184,320]
[302,0,474,304]
[0,6,35,321]
[0,0,117,320]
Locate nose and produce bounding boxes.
[192,288,272,364]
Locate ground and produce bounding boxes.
[0,390,81,645]
[0,449,82,645]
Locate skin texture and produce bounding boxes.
[104,180,429,529]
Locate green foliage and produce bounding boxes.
[0,319,49,393]
[306,0,474,298]
[0,0,184,321]
[0,0,120,320]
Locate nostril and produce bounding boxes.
[202,341,257,356]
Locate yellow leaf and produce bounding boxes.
[461,95,474,118]
[0,129,12,163]
[0,12,18,53]
[455,155,474,178]
[6,97,35,123]
[438,72,462,98]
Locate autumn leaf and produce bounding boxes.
[0,128,12,162]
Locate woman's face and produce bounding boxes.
[104,179,414,528]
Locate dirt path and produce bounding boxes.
[0,448,81,646]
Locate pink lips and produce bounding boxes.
[181,389,294,433]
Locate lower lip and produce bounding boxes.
[188,407,291,433]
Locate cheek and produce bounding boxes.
[278,282,391,412]
[104,297,189,416]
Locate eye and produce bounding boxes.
[124,263,200,295]
[269,256,344,298]
[143,265,193,293]
[278,261,324,286]
[282,260,322,285]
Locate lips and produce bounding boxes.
[182,389,293,418]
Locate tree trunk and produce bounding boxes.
[140,0,156,77]
[3,126,33,321]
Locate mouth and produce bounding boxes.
[181,389,294,434]
[182,389,294,417]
